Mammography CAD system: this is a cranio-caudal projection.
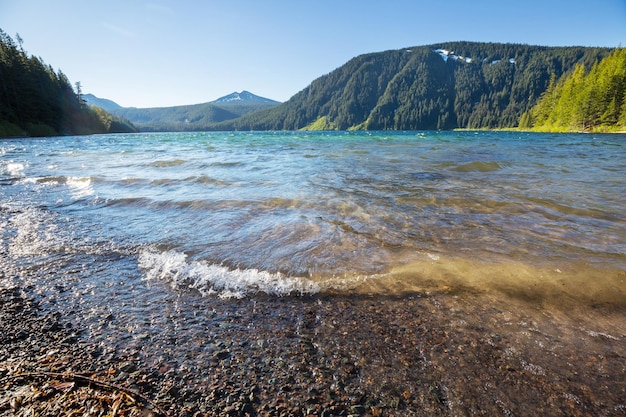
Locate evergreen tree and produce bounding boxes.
[526,48,626,132]
[0,29,136,137]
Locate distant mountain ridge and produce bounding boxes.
[84,43,615,133]
[83,94,124,112]
[84,91,280,131]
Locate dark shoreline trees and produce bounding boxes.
[0,29,136,138]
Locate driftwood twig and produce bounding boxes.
[3,370,171,417]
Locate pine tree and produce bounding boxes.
[0,29,136,137]
[524,48,626,131]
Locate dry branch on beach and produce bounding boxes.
[2,371,168,416]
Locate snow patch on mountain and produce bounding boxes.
[433,49,472,63]
[434,49,516,65]
[212,91,279,104]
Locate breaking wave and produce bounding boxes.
[138,248,322,299]
[137,247,375,299]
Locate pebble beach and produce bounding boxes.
[1,282,624,416]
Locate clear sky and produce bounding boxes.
[2,0,625,108]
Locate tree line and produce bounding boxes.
[520,47,626,132]
[0,29,136,137]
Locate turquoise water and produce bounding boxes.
[1,131,625,300]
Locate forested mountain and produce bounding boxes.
[108,91,280,132]
[520,48,626,132]
[0,30,137,137]
[215,42,612,131]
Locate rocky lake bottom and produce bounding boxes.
[1,282,624,417]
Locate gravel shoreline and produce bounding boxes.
[1,285,625,416]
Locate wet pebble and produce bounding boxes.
[1,288,625,416]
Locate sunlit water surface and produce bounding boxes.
[1,131,624,348]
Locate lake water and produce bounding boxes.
[2,131,624,301]
[1,130,624,301]
[2,130,625,413]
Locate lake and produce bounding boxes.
[1,130,625,414]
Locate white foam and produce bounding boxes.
[138,248,322,298]
[427,253,440,261]
[7,207,59,257]
[67,177,94,198]
[3,162,25,177]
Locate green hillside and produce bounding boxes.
[0,30,136,137]
[112,103,239,132]
[216,42,611,131]
[110,92,280,132]
[520,48,626,132]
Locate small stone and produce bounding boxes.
[213,350,230,360]
[10,396,23,410]
[223,405,237,415]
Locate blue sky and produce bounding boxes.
[2,0,625,108]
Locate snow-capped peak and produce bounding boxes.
[212,91,279,104]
